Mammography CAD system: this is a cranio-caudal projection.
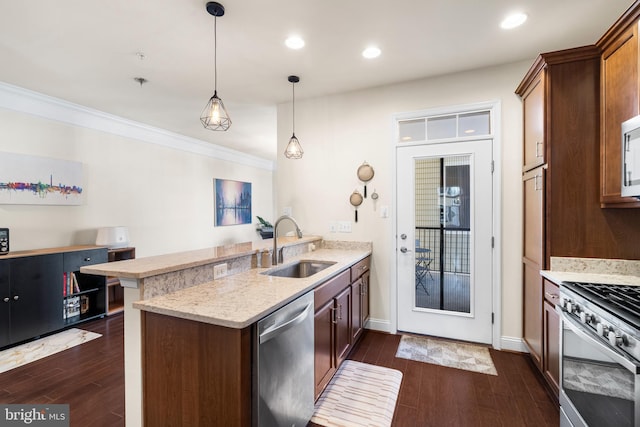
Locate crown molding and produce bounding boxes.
[0,81,275,171]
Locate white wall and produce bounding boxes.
[275,59,532,341]
[0,104,274,257]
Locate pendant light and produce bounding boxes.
[200,2,231,131]
[284,75,303,159]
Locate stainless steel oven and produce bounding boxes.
[558,282,640,427]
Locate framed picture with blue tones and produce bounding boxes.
[214,178,252,226]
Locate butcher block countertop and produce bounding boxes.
[131,247,371,329]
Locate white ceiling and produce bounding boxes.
[0,0,633,160]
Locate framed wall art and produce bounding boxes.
[0,152,84,205]
[214,178,252,226]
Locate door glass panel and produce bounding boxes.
[459,111,490,136]
[427,115,456,140]
[398,119,425,143]
[415,155,471,313]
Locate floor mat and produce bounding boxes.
[0,328,101,373]
[395,334,497,375]
[311,360,403,427]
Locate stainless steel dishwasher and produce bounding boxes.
[254,291,314,427]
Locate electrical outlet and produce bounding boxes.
[338,221,352,233]
[283,207,292,216]
[213,263,228,279]
[329,221,337,233]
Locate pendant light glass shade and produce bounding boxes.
[284,75,303,159]
[201,2,231,131]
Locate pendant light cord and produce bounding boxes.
[214,16,218,92]
[292,81,295,134]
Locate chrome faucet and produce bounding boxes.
[272,215,303,265]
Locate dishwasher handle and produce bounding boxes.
[259,302,313,344]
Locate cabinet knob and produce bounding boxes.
[13,295,19,301]
[84,257,91,262]
[3,297,9,303]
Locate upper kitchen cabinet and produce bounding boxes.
[522,72,545,172]
[598,6,640,208]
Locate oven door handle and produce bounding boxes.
[558,307,640,374]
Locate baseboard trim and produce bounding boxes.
[500,336,528,353]
[364,318,391,333]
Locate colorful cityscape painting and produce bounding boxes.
[0,152,83,205]
[214,178,252,226]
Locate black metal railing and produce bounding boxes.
[415,226,470,274]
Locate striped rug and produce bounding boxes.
[311,360,403,427]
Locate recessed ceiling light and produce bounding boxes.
[500,12,527,29]
[362,46,381,59]
[285,36,305,50]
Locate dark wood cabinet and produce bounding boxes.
[334,285,352,367]
[516,46,601,395]
[523,72,545,172]
[0,246,107,349]
[522,169,545,369]
[350,256,371,344]
[313,269,351,399]
[598,15,640,207]
[543,280,560,395]
[314,298,336,400]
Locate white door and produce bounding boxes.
[396,140,493,344]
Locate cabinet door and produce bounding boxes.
[523,261,543,369]
[351,279,363,343]
[335,286,352,367]
[523,72,546,172]
[362,270,370,325]
[523,168,545,267]
[601,23,640,207]
[543,300,560,395]
[10,254,64,344]
[0,260,10,347]
[314,299,335,399]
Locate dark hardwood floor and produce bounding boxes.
[0,314,125,427]
[0,315,558,427]
[348,331,559,427]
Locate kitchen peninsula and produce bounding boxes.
[81,236,372,427]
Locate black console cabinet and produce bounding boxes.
[0,246,107,349]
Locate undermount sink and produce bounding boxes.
[262,260,336,278]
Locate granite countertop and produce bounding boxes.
[541,256,640,286]
[132,248,370,329]
[541,270,640,286]
[80,235,322,279]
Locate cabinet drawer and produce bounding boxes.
[350,256,371,282]
[63,248,107,272]
[543,279,560,306]
[314,270,350,309]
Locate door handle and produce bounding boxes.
[259,302,313,344]
[400,247,412,253]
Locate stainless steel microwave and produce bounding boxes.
[622,115,640,199]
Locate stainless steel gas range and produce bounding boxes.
[558,282,640,427]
